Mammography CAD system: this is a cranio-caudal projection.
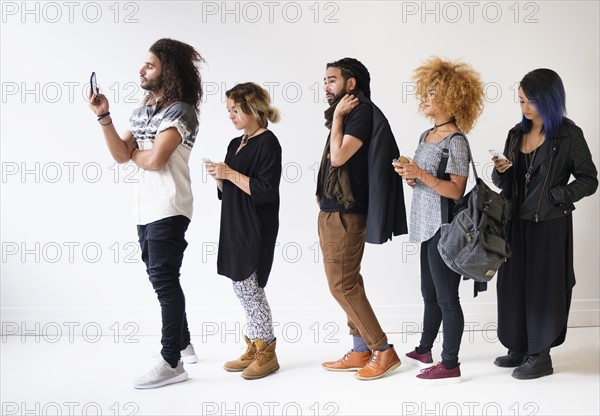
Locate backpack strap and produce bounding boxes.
[429,131,478,223]
[436,132,470,224]
[436,146,452,224]
[418,130,453,222]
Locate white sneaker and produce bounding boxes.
[152,344,198,364]
[181,344,198,364]
[134,359,188,389]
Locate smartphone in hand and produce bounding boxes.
[489,149,508,161]
[90,72,99,98]
[392,156,410,165]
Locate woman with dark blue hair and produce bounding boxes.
[492,69,598,380]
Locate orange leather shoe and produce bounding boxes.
[355,346,401,380]
[322,351,371,372]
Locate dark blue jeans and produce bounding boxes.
[137,215,191,367]
[419,230,464,368]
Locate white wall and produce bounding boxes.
[1,1,598,339]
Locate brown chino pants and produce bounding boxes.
[318,211,388,351]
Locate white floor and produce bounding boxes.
[1,327,599,416]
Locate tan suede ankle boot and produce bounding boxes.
[241,338,280,380]
[223,336,256,372]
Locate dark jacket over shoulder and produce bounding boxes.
[492,119,598,222]
[360,97,408,243]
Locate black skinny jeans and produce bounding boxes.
[137,215,191,367]
[419,230,464,368]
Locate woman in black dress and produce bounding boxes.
[206,82,282,380]
[492,69,597,379]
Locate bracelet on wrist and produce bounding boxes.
[99,119,113,126]
[97,112,110,121]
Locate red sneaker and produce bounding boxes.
[405,348,434,368]
[416,362,461,385]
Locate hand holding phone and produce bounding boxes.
[202,158,213,174]
[87,72,110,117]
[203,158,223,190]
[90,72,99,98]
[392,156,410,165]
[491,149,512,173]
[489,149,508,161]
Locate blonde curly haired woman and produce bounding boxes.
[394,57,484,385]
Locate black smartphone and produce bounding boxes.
[90,72,98,97]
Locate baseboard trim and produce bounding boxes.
[1,299,597,337]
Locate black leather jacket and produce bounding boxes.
[492,119,598,222]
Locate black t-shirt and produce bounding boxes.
[217,130,282,288]
[320,102,372,214]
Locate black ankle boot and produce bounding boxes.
[494,350,526,368]
[512,349,553,380]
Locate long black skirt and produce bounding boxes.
[496,214,575,354]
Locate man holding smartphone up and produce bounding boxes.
[88,38,204,389]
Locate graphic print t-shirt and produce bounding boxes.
[128,101,198,225]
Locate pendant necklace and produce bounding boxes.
[236,127,262,154]
[523,133,543,195]
[524,150,536,195]
[241,127,262,145]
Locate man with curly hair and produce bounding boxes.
[88,38,204,389]
[394,57,485,385]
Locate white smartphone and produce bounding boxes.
[489,149,508,161]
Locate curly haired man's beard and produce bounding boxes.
[141,76,163,93]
